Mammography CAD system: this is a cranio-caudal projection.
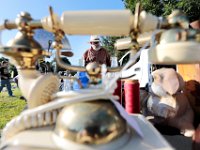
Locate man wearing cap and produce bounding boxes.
[83,35,111,67]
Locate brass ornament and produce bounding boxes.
[54,100,127,145]
[0,12,49,69]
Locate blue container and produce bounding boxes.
[73,72,89,90]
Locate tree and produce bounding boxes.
[101,36,130,66]
[123,0,164,16]
[123,0,200,21]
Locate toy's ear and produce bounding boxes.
[151,71,162,84]
[177,73,185,91]
[162,68,182,95]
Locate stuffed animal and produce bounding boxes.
[184,80,200,116]
[147,68,194,137]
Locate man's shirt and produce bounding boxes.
[0,66,10,80]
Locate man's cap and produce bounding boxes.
[90,35,100,42]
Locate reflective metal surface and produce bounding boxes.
[54,100,127,145]
[34,29,72,51]
[0,12,48,69]
[85,62,101,84]
[86,62,101,76]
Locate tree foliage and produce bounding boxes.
[101,36,129,64]
[123,0,200,21]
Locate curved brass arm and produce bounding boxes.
[55,49,86,72]
[107,66,123,72]
[56,48,123,73]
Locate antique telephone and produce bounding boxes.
[0,6,145,150]
[0,3,196,150]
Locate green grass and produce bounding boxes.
[0,87,26,129]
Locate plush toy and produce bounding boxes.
[147,68,194,137]
[184,80,200,116]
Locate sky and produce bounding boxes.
[0,0,125,65]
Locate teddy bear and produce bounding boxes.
[146,68,194,137]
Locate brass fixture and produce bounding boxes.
[0,12,49,69]
[54,100,127,145]
[86,62,101,84]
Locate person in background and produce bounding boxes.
[83,35,111,67]
[0,61,14,97]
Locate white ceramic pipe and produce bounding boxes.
[41,10,134,36]
[60,10,134,36]
[114,37,133,50]
[41,10,160,36]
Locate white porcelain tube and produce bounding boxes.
[41,10,160,36]
[60,10,134,36]
[139,11,159,33]
[114,37,132,50]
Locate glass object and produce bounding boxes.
[111,56,118,67]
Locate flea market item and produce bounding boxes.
[124,79,140,114]
[0,3,182,149]
[147,68,194,137]
[184,80,200,115]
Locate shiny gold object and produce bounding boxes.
[86,62,101,76]
[54,100,127,145]
[129,3,140,52]
[0,12,49,69]
[86,62,101,84]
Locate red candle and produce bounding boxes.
[124,79,140,113]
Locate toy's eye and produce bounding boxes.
[151,76,155,82]
[160,74,164,81]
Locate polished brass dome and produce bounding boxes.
[86,62,101,76]
[7,32,42,50]
[0,32,45,68]
[54,100,127,145]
